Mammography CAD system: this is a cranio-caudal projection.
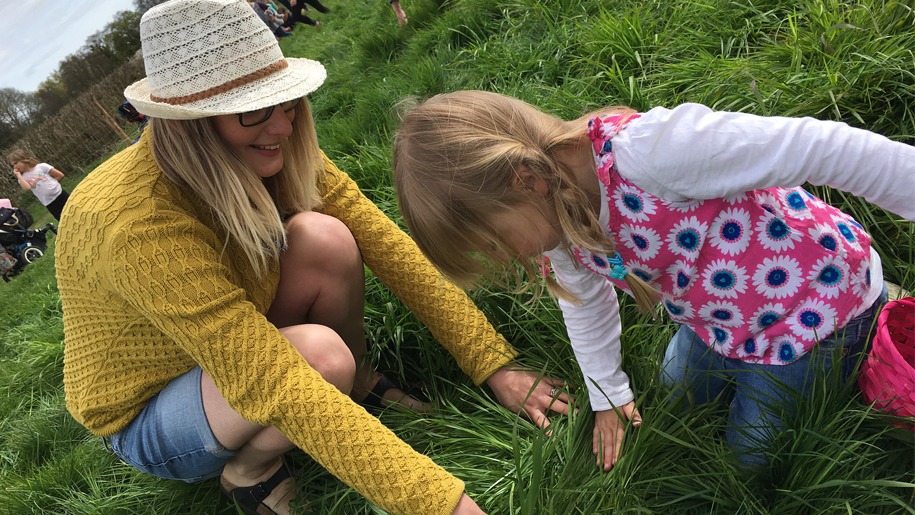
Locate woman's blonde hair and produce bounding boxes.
[393,90,659,312]
[7,149,39,168]
[149,99,323,276]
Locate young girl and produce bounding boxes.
[8,149,69,221]
[55,4,567,515]
[393,90,915,469]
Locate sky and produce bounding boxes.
[0,0,137,92]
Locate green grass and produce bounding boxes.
[2,0,914,513]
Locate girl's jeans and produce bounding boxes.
[660,286,887,466]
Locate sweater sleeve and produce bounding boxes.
[315,155,519,385]
[543,247,633,411]
[106,205,465,515]
[613,103,915,220]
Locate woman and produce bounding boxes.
[55,1,569,514]
[8,148,69,221]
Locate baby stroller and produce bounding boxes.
[0,204,57,281]
[118,101,149,128]
[117,100,150,145]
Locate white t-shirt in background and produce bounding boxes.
[21,163,63,205]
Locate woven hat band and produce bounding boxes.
[124,0,326,120]
[149,60,288,106]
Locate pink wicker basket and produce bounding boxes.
[858,296,915,429]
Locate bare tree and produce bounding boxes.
[0,88,41,137]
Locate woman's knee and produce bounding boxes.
[283,212,362,277]
[281,324,357,394]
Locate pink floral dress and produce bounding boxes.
[571,114,874,365]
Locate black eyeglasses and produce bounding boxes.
[237,97,302,127]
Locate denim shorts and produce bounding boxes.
[106,366,237,483]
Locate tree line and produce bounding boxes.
[0,0,169,202]
[0,0,169,154]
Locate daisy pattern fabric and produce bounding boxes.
[572,114,874,365]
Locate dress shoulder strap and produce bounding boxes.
[586,113,641,185]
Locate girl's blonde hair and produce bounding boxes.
[393,90,659,312]
[7,149,39,168]
[149,99,323,276]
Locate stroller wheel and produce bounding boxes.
[21,246,43,264]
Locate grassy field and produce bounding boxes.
[2,0,914,513]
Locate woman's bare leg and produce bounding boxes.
[204,324,356,514]
[267,212,426,408]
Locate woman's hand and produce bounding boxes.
[593,402,641,471]
[485,365,572,430]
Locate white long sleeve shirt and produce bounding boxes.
[545,103,914,411]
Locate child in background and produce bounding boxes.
[393,90,915,468]
[276,0,328,29]
[8,149,69,221]
[390,0,408,26]
[248,1,293,37]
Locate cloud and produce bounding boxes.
[0,0,136,92]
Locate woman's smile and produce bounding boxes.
[213,105,296,178]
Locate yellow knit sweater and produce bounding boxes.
[56,134,518,515]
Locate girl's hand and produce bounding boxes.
[593,402,641,471]
[485,366,572,430]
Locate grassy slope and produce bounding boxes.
[1,0,913,513]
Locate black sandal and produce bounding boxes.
[361,374,429,411]
[220,462,292,515]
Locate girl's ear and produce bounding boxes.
[512,166,550,198]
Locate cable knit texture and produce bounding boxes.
[56,132,518,515]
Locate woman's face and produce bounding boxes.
[211,101,297,179]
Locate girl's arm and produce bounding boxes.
[544,246,639,470]
[12,170,32,191]
[613,103,915,220]
[543,247,633,411]
[49,167,65,181]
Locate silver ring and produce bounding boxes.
[549,387,558,397]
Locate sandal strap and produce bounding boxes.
[361,375,399,410]
[361,374,430,411]
[223,463,291,513]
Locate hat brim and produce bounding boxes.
[124,58,326,120]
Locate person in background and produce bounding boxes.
[249,0,294,37]
[55,3,568,515]
[390,0,409,26]
[276,0,329,29]
[8,148,69,221]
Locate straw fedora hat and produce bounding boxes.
[124,0,326,120]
